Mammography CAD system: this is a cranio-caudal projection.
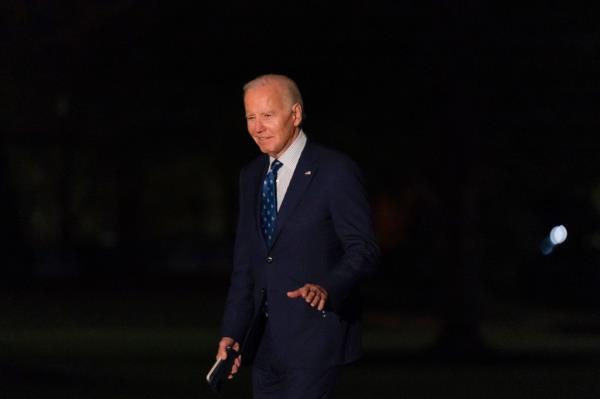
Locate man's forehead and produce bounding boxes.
[245,86,285,108]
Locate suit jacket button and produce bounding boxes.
[266,256,273,264]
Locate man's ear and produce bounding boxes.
[292,103,303,127]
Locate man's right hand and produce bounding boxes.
[217,337,241,379]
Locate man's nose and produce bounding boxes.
[254,117,264,132]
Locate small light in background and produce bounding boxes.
[541,224,568,255]
[549,225,568,245]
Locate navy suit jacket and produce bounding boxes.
[221,140,380,368]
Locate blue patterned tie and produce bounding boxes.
[261,160,283,247]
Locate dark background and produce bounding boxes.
[2,2,599,398]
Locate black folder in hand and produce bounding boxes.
[206,346,239,393]
[206,290,267,393]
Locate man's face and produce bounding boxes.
[244,83,301,158]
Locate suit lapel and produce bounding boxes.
[270,142,317,248]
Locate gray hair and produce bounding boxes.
[243,74,304,113]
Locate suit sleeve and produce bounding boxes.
[220,170,254,342]
[318,157,381,312]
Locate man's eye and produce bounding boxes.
[246,116,255,120]
[264,114,272,118]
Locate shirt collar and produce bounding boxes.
[269,129,307,170]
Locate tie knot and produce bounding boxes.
[270,160,283,175]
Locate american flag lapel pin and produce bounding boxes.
[304,170,312,175]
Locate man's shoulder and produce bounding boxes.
[308,141,360,171]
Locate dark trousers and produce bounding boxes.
[252,322,339,399]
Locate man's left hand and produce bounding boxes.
[287,284,328,311]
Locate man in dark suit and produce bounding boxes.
[216,74,380,398]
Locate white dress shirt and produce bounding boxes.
[269,130,307,211]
